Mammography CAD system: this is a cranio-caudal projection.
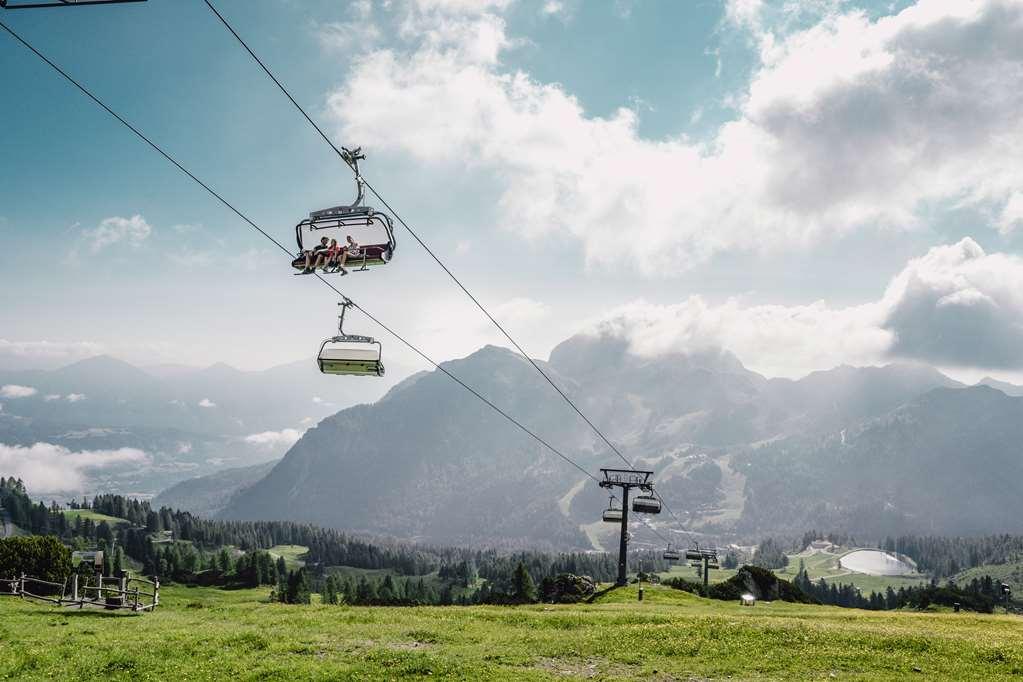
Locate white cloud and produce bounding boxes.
[198,398,217,408]
[0,340,102,369]
[176,441,193,454]
[66,393,86,403]
[880,238,1023,369]
[592,238,1023,375]
[316,0,380,52]
[83,214,152,253]
[243,429,304,449]
[0,442,148,493]
[1,385,37,399]
[330,0,1023,275]
[595,296,887,378]
[43,394,61,402]
[300,416,315,426]
[492,297,551,327]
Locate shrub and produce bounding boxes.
[0,536,72,594]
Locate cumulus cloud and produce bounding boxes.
[330,0,1023,274]
[66,393,86,403]
[83,214,152,253]
[594,297,888,378]
[0,442,148,493]
[43,394,61,402]
[591,238,1023,375]
[198,398,216,408]
[243,429,304,449]
[1,385,37,399]
[881,239,1023,368]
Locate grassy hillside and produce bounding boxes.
[662,548,928,595]
[266,544,308,570]
[60,509,129,526]
[2,584,1022,679]
[955,562,1023,596]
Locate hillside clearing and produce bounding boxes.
[60,509,129,526]
[2,584,1022,680]
[267,544,308,569]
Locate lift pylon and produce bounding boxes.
[598,468,657,586]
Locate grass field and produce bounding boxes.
[60,510,129,526]
[2,583,1022,680]
[267,544,308,570]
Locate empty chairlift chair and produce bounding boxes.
[632,493,661,514]
[317,301,385,377]
[663,546,681,561]
[602,496,623,523]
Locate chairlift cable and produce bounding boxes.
[0,17,599,487]
[200,0,699,548]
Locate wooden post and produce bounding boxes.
[19,573,25,599]
[72,574,79,602]
[154,577,160,608]
[133,586,139,612]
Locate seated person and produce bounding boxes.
[323,238,342,273]
[301,236,330,274]
[336,235,361,275]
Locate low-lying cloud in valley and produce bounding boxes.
[244,429,304,449]
[0,385,37,398]
[0,442,149,493]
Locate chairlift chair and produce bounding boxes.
[317,301,384,377]
[602,495,623,523]
[602,508,623,523]
[292,148,396,274]
[684,549,704,561]
[662,545,681,561]
[631,493,661,514]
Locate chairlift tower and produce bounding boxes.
[598,468,658,587]
[685,548,720,591]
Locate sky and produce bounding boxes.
[2,0,1023,384]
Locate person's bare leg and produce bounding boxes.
[338,252,349,274]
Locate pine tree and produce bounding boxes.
[512,561,537,604]
[323,574,339,605]
[378,575,396,605]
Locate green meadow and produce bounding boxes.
[2,583,1022,680]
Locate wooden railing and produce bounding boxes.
[0,572,159,612]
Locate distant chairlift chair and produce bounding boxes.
[317,301,385,377]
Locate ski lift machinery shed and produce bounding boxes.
[292,148,396,273]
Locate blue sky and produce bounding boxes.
[3,0,1023,383]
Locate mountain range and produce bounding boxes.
[208,333,1023,547]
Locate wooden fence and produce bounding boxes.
[0,572,159,612]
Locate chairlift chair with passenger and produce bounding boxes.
[292,148,396,274]
[317,301,384,377]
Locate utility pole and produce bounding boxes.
[599,468,659,587]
